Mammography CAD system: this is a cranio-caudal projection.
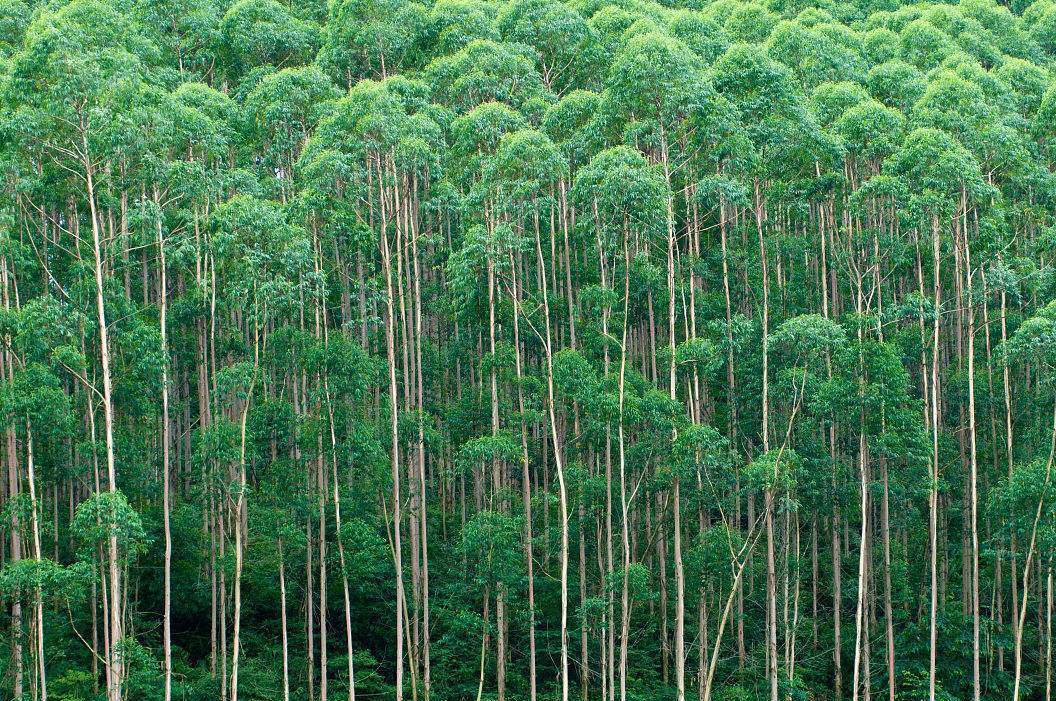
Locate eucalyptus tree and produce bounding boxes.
[319,0,428,85]
[496,0,600,93]
[217,0,319,81]
[1,350,80,701]
[426,0,499,57]
[431,40,551,115]
[243,67,340,201]
[769,313,845,698]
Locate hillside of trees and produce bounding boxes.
[3,0,1056,699]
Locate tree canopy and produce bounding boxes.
[0,0,1055,700]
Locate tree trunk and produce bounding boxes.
[756,179,778,701]
[85,149,124,701]
[928,215,942,701]
[158,190,174,701]
[536,202,570,701]
[379,158,407,701]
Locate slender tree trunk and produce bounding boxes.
[230,319,260,701]
[660,127,686,701]
[487,253,507,701]
[1046,564,1053,701]
[158,191,173,701]
[325,378,356,701]
[820,202,841,698]
[380,160,406,701]
[410,207,431,701]
[279,540,291,701]
[536,203,570,701]
[704,525,764,701]
[85,147,123,701]
[509,247,537,701]
[3,254,23,701]
[618,239,632,701]
[852,256,868,701]
[929,215,942,701]
[963,214,981,701]
[25,423,46,701]
[756,179,778,701]
[318,239,357,701]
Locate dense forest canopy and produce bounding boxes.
[1,0,1056,699]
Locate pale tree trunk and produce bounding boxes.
[508,247,537,701]
[1047,564,1053,701]
[326,385,356,701]
[379,155,406,701]
[318,237,357,701]
[851,433,868,701]
[536,200,570,701]
[85,143,123,701]
[819,203,841,698]
[487,253,506,701]
[297,366,316,701]
[25,423,46,701]
[928,216,942,701]
[230,318,260,701]
[852,255,868,701]
[393,184,420,700]
[158,189,173,701]
[980,268,1004,675]
[279,540,291,701]
[1002,278,1018,676]
[786,516,801,697]
[474,592,490,701]
[963,212,981,701]
[410,204,431,701]
[618,239,632,701]
[881,454,895,701]
[317,378,328,701]
[597,223,616,701]
[7,437,22,701]
[756,179,778,701]
[873,219,896,701]
[659,127,686,701]
[703,523,765,700]
[3,254,23,701]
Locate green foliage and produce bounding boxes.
[0,559,91,606]
[219,0,318,79]
[71,491,150,564]
[1,0,1055,699]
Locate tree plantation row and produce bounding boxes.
[3,0,1056,699]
